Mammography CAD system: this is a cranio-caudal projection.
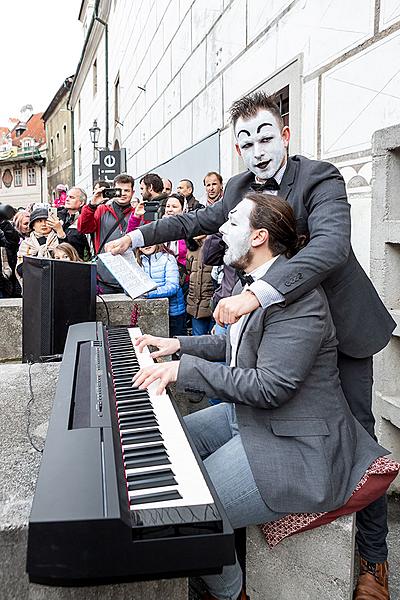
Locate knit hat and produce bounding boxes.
[29,206,49,228]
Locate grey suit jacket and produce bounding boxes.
[176,256,386,514]
[139,155,395,358]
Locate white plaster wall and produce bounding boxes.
[71,0,400,261]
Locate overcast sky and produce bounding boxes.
[0,0,83,125]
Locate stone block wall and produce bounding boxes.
[0,295,169,362]
[371,123,400,492]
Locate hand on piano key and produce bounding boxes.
[135,334,181,358]
[132,360,180,395]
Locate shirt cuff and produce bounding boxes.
[249,280,285,309]
[127,229,145,248]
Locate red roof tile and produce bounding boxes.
[10,113,46,147]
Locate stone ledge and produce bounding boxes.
[246,515,355,600]
[0,362,187,600]
[0,295,169,362]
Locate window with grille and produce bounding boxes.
[27,167,36,186]
[14,168,22,186]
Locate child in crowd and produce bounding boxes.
[54,242,81,262]
[136,244,186,337]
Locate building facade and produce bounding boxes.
[68,0,400,486]
[0,112,47,208]
[42,76,74,203]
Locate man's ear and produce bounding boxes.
[251,229,269,248]
[235,143,242,158]
[282,126,290,148]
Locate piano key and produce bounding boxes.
[124,455,170,469]
[119,419,158,430]
[129,489,182,505]
[121,430,163,444]
[123,444,167,458]
[127,475,177,491]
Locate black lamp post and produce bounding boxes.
[89,120,100,161]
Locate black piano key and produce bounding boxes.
[121,430,163,444]
[118,413,155,423]
[119,418,158,429]
[123,444,166,458]
[127,472,177,491]
[118,403,152,413]
[124,455,170,469]
[130,489,182,505]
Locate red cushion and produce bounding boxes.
[261,457,399,548]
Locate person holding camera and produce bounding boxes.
[15,206,67,286]
[57,187,89,260]
[77,173,135,293]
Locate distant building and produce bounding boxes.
[0,110,47,208]
[42,76,74,203]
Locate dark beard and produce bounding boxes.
[229,247,253,272]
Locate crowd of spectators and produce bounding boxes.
[0,169,231,348]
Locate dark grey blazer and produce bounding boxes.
[139,156,395,358]
[176,256,387,514]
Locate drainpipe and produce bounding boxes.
[94,15,109,149]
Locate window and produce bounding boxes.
[56,132,60,156]
[114,75,120,123]
[63,124,67,151]
[93,59,98,96]
[27,166,36,186]
[78,99,81,127]
[78,145,82,176]
[50,138,54,159]
[14,168,22,187]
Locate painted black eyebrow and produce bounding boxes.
[257,122,273,133]
[237,129,250,137]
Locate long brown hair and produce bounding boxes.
[135,243,175,266]
[246,193,307,258]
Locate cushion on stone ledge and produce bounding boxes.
[261,456,400,548]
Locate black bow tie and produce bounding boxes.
[250,178,280,193]
[237,271,254,286]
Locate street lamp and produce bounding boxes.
[89,120,100,148]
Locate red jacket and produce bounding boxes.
[78,203,134,253]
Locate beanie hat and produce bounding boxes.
[29,206,49,228]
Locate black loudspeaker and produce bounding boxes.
[22,257,96,363]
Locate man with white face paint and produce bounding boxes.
[131,194,392,600]
[107,91,395,598]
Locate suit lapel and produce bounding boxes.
[279,157,296,201]
[233,255,289,357]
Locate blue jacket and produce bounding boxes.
[141,251,185,316]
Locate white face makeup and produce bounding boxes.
[235,109,288,180]
[220,198,253,269]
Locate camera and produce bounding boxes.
[143,200,161,221]
[103,187,122,199]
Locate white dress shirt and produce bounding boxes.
[229,255,280,367]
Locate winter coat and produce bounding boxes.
[186,237,214,319]
[202,232,239,310]
[140,251,186,316]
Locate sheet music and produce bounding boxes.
[98,250,157,299]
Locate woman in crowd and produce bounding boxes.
[12,209,31,239]
[136,243,186,337]
[16,206,65,284]
[163,194,188,287]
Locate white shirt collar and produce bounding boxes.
[247,254,280,282]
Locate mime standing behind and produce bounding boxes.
[107,92,395,600]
